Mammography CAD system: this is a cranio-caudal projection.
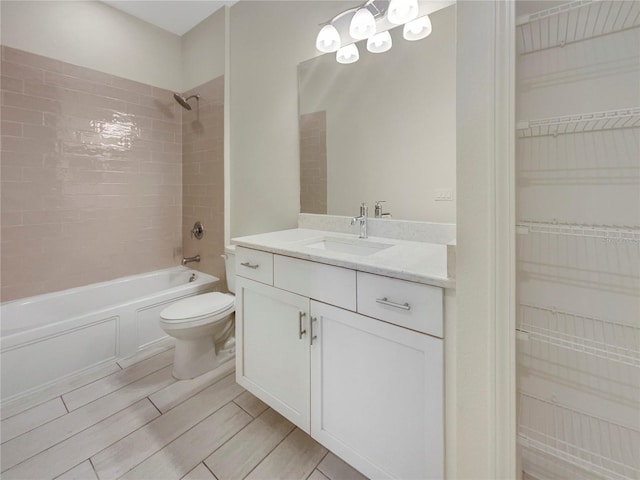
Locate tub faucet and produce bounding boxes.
[350,203,368,239]
[182,255,200,266]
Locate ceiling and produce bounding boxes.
[102,1,236,36]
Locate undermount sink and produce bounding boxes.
[304,237,393,256]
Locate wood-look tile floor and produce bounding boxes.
[0,344,368,480]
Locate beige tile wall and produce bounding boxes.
[0,46,183,301]
[299,111,327,215]
[181,77,225,286]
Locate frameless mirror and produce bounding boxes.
[298,4,456,222]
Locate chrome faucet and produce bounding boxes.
[374,200,392,218]
[182,255,200,266]
[350,203,368,239]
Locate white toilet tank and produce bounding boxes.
[223,246,236,294]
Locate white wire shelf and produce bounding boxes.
[516,221,640,243]
[516,0,640,55]
[518,393,640,480]
[516,108,640,138]
[522,445,614,480]
[517,303,640,367]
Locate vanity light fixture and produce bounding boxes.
[367,31,392,53]
[316,24,341,53]
[403,15,432,41]
[336,44,360,64]
[387,0,419,25]
[349,7,376,40]
[316,0,434,63]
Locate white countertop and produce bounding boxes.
[232,228,455,289]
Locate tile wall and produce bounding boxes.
[181,76,225,285]
[299,111,327,215]
[1,46,183,301]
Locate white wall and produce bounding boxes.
[0,1,182,91]
[454,1,516,478]
[228,1,351,237]
[182,7,226,92]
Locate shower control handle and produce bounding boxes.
[190,221,204,240]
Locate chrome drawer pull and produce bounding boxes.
[299,312,307,339]
[310,316,318,345]
[240,261,259,269]
[376,297,411,311]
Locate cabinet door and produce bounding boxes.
[310,301,443,480]
[235,276,310,432]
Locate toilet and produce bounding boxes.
[159,247,237,379]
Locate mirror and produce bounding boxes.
[298,5,456,222]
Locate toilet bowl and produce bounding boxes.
[159,247,237,379]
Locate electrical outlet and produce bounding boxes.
[435,189,453,201]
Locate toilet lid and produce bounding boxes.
[160,292,235,322]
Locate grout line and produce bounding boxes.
[0,398,70,446]
[231,392,259,418]
[0,361,123,422]
[154,370,236,415]
[1,397,160,475]
[84,398,165,479]
[116,342,174,370]
[314,451,331,479]
[147,397,163,415]
[240,426,298,480]
[305,469,321,480]
[67,353,175,412]
[52,460,85,480]
[200,406,265,466]
[89,457,100,480]
[60,395,70,414]
[0,365,175,469]
[232,400,255,418]
[202,461,219,480]
[100,389,243,479]
[62,364,174,415]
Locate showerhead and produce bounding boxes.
[173,93,200,110]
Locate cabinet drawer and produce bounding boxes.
[235,247,274,285]
[357,272,443,337]
[274,255,356,311]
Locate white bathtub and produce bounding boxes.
[0,267,219,402]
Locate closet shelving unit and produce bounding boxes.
[516,108,640,138]
[516,1,640,479]
[516,303,640,367]
[516,0,640,55]
[516,221,640,243]
[518,393,640,480]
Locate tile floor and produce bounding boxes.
[0,343,368,480]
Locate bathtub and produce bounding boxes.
[0,267,219,402]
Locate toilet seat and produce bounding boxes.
[160,292,235,327]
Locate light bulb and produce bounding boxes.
[367,31,392,53]
[316,24,340,53]
[349,7,376,40]
[403,15,432,41]
[336,44,359,64]
[387,0,419,25]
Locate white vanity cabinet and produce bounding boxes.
[310,301,443,480]
[235,276,311,432]
[234,246,444,479]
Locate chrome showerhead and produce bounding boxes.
[173,93,200,110]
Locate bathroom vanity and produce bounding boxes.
[232,227,453,480]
